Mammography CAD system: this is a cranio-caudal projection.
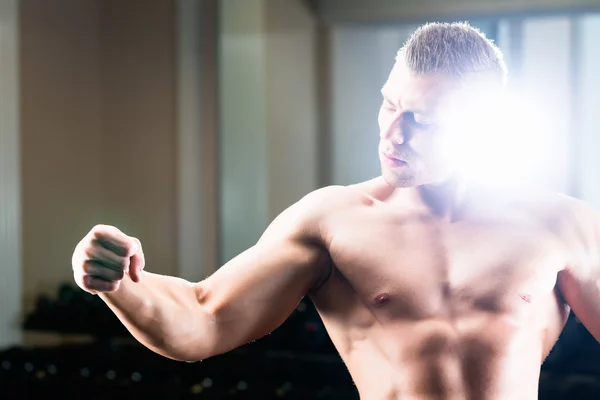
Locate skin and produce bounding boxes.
[72,56,600,399]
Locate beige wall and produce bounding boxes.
[20,0,177,312]
[266,0,318,219]
[99,0,178,279]
[218,0,319,264]
[219,0,269,264]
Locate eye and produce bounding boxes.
[412,113,434,129]
[413,114,432,125]
[382,99,396,111]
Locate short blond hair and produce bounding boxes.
[398,22,508,87]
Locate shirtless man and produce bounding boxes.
[72,22,600,399]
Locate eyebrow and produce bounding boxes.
[380,88,430,117]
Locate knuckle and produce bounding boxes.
[90,224,105,237]
[82,245,97,260]
[80,275,120,293]
[81,260,95,274]
[124,244,135,257]
[81,261,124,282]
[114,269,125,281]
[90,224,120,241]
[131,237,145,261]
[118,257,130,270]
[129,237,141,252]
[81,275,95,289]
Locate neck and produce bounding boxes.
[376,174,471,220]
[416,176,470,221]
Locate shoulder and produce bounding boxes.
[297,185,354,207]
[542,194,600,282]
[551,193,600,239]
[263,181,374,241]
[478,186,600,240]
[487,186,594,224]
[295,179,379,215]
[532,192,600,231]
[517,191,600,268]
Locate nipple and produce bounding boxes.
[519,293,532,303]
[374,293,391,306]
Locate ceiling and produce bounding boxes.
[307,0,600,24]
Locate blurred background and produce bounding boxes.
[1,0,600,398]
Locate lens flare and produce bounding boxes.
[436,87,556,188]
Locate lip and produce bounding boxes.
[382,152,407,167]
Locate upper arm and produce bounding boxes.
[190,186,344,358]
[557,199,600,342]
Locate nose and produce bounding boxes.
[381,111,413,144]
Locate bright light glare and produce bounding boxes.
[437,87,557,188]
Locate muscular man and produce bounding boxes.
[72,22,600,399]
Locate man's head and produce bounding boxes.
[379,22,508,187]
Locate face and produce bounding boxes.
[378,57,461,188]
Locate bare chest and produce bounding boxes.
[325,208,566,322]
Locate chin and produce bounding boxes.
[381,169,420,188]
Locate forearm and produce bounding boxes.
[99,271,217,361]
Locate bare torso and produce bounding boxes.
[309,178,574,399]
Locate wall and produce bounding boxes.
[0,0,22,348]
[20,0,178,314]
[316,0,600,23]
[575,13,600,207]
[218,0,318,264]
[219,0,269,264]
[177,0,219,281]
[266,0,319,221]
[20,0,104,310]
[329,25,417,185]
[518,16,573,193]
[99,0,178,279]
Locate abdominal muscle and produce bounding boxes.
[335,315,546,400]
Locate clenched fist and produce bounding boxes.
[72,225,145,294]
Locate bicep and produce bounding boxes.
[558,200,600,342]
[196,238,329,356]
[194,192,334,356]
[558,267,600,341]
